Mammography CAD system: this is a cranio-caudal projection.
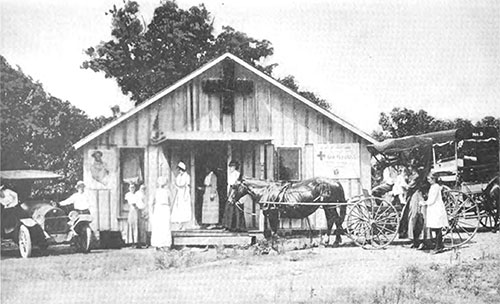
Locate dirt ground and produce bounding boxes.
[1,232,499,304]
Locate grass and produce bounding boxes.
[153,238,287,270]
[343,254,500,304]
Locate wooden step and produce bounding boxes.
[172,229,256,246]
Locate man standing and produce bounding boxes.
[59,181,90,214]
[222,161,246,232]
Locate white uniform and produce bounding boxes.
[422,184,448,228]
[171,172,191,223]
[151,187,172,247]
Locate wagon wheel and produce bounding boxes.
[18,225,32,258]
[345,196,399,249]
[476,194,499,230]
[479,209,498,230]
[442,190,480,248]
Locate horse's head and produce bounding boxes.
[228,179,256,204]
[315,181,332,201]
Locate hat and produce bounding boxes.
[91,150,103,158]
[75,181,85,189]
[228,160,239,168]
[177,162,186,171]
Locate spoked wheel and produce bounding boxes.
[479,209,498,230]
[442,190,480,248]
[345,197,399,249]
[18,225,32,258]
[76,225,92,253]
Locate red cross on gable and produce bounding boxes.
[202,59,254,115]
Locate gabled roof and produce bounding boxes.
[74,53,376,150]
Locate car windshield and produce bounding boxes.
[0,170,61,202]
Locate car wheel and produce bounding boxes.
[77,225,92,253]
[18,225,32,258]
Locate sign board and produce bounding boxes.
[314,143,360,179]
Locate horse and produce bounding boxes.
[228,177,347,245]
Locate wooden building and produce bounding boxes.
[73,53,376,243]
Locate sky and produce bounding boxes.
[1,0,499,134]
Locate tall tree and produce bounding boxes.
[0,55,110,198]
[83,1,276,105]
[378,107,436,138]
[278,75,331,110]
[375,107,500,140]
[476,116,500,129]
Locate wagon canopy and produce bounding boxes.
[369,127,499,155]
[367,136,433,155]
[0,170,61,181]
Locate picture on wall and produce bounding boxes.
[86,149,115,189]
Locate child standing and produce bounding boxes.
[420,173,448,253]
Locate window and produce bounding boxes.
[277,147,301,181]
[120,148,144,215]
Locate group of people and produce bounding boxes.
[373,162,449,253]
[122,160,245,250]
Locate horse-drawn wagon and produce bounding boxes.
[228,128,497,249]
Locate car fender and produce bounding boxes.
[71,214,93,231]
[19,218,38,228]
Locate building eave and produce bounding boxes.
[73,52,377,150]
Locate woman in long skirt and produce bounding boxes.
[125,183,139,246]
[202,168,219,227]
[136,185,147,247]
[151,176,172,249]
[420,173,449,253]
[407,190,427,249]
[171,162,192,230]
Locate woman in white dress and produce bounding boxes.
[125,183,143,246]
[151,176,172,249]
[170,162,192,230]
[420,173,448,252]
[201,168,219,226]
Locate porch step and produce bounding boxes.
[172,229,255,246]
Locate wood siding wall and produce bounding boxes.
[83,61,372,234]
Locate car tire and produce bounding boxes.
[77,225,92,253]
[18,225,32,258]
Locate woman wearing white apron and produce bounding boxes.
[171,162,192,230]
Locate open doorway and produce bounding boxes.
[194,142,228,226]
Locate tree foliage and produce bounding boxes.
[278,75,331,110]
[373,107,499,140]
[82,0,276,105]
[0,55,111,198]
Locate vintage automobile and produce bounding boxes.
[0,170,93,258]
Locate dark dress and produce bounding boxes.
[222,189,246,232]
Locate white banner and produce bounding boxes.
[314,143,360,179]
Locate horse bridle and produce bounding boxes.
[230,180,257,204]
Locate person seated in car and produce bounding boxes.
[0,184,18,209]
[59,181,90,215]
[0,185,20,236]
